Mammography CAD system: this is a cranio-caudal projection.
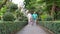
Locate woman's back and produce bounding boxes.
[32,14,38,20]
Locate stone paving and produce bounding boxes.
[16,24,51,34]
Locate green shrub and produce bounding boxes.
[3,12,15,21]
[38,21,60,34]
[46,16,53,21]
[56,12,60,20]
[18,16,28,21]
[15,10,28,21]
[0,5,7,17]
[9,4,18,12]
[0,21,27,34]
[40,14,52,21]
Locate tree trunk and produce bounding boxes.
[51,3,56,20]
[0,0,7,9]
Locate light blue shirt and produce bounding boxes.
[32,14,38,20]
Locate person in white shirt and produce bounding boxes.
[26,10,33,25]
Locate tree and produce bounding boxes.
[45,0,60,20]
[25,0,60,20]
[0,0,8,9]
[25,0,46,12]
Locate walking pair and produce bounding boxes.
[27,11,38,25]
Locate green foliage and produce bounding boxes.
[0,5,7,16]
[0,0,2,4]
[9,4,18,12]
[0,6,7,13]
[3,12,15,21]
[46,0,60,7]
[56,11,60,20]
[45,0,60,20]
[15,10,28,21]
[25,0,46,12]
[25,0,60,20]
[18,16,28,21]
[0,21,27,34]
[39,21,60,34]
[40,12,52,21]
[0,0,4,4]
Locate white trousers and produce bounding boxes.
[33,20,36,25]
[28,18,37,25]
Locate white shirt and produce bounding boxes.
[27,13,32,19]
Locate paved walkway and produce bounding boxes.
[16,24,51,34]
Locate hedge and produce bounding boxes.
[38,21,60,34]
[0,21,27,34]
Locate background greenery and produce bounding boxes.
[24,0,60,21]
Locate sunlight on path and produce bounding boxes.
[16,24,50,34]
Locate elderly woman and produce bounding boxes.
[26,10,33,25]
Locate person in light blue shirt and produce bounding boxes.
[32,12,38,25]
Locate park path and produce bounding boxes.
[16,24,51,34]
